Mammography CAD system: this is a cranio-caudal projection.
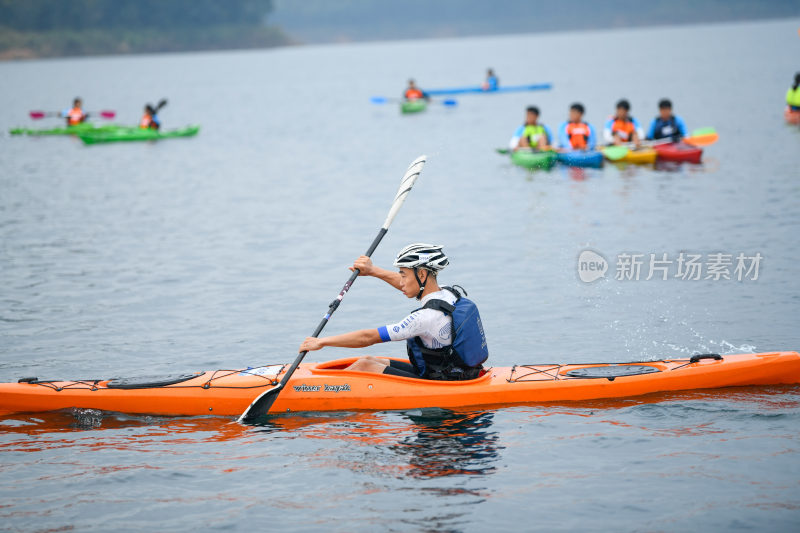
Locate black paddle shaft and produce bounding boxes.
[240,227,388,422]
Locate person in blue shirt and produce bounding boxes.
[603,99,644,147]
[558,103,597,151]
[509,106,553,150]
[482,68,499,91]
[646,99,687,142]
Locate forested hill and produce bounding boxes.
[2,0,798,60]
[0,0,289,60]
[271,0,800,43]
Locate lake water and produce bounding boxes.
[1,18,799,532]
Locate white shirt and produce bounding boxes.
[377,289,456,349]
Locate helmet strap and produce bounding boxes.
[413,268,427,300]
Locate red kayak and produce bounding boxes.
[785,108,800,125]
[654,142,703,164]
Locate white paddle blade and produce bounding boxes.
[382,154,426,230]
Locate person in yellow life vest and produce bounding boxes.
[786,72,800,111]
[509,106,553,151]
[139,105,161,130]
[603,99,644,147]
[404,79,428,101]
[558,103,597,151]
[61,98,87,126]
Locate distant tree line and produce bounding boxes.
[0,0,274,31]
[0,0,290,59]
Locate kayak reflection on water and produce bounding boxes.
[251,408,499,480]
[394,408,499,479]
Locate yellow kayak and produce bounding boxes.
[619,148,657,164]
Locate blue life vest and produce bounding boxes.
[406,286,489,381]
[651,116,680,141]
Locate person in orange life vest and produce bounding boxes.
[603,99,644,147]
[558,103,597,151]
[139,105,160,130]
[404,79,428,101]
[61,98,88,126]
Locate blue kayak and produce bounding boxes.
[425,83,552,96]
[556,150,604,168]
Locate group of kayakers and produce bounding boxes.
[61,97,163,130]
[509,99,688,152]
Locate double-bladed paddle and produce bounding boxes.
[601,145,631,161]
[682,127,718,147]
[370,96,457,107]
[30,110,116,120]
[238,155,427,424]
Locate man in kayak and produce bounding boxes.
[482,68,499,91]
[510,106,553,151]
[603,99,644,147]
[786,72,800,111]
[62,98,87,126]
[299,244,488,381]
[646,99,687,142]
[558,103,596,151]
[139,104,161,130]
[404,79,428,101]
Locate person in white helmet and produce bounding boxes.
[299,244,488,380]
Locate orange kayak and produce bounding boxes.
[1,351,798,418]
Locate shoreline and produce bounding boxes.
[0,25,295,62]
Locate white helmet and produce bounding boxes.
[393,243,449,272]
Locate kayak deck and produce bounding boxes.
[10,123,120,136]
[510,149,557,169]
[426,82,552,96]
[556,150,604,168]
[785,108,800,125]
[401,100,427,114]
[78,125,200,144]
[654,142,703,163]
[1,351,798,418]
[619,147,657,164]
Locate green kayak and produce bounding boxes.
[9,123,120,136]
[401,100,427,114]
[78,125,200,145]
[510,149,557,170]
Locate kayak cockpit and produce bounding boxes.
[309,357,492,384]
[311,357,363,371]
